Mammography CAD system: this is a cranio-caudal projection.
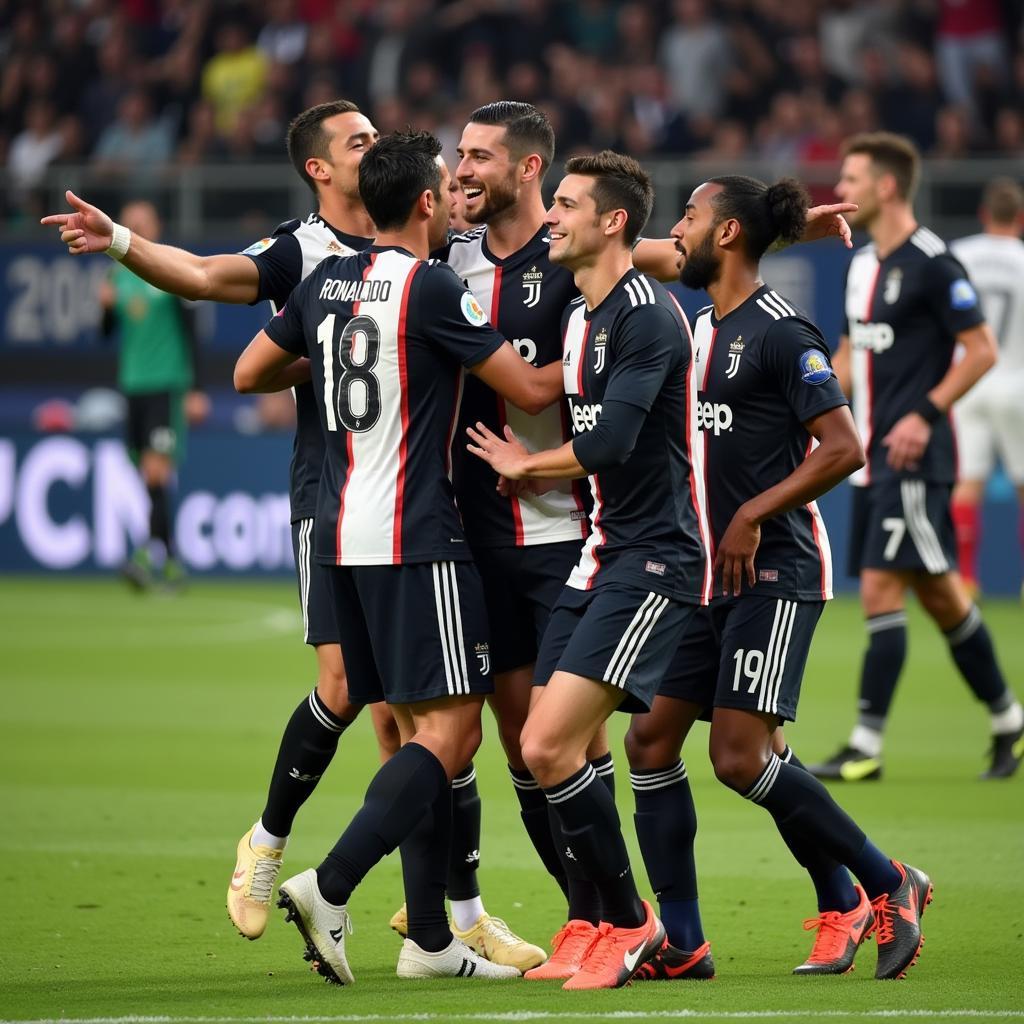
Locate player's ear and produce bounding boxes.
[305,157,330,186]
[419,187,436,219]
[520,153,543,185]
[604,208,628,238]
[717,217,741,248]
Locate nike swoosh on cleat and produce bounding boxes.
[839,758,881,781]
[849,913,870,941]
[623,941,646,973]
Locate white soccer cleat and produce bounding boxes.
[277,868,355,985]
[396,935,522,980]
[227,826,284,940]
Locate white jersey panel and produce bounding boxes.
[845,246,881,487]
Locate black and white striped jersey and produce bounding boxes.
[265,245,505,566]
[560,268,711,603]
[435,226,590,548]
[692,286,847,601]
[843,226,985,486]
[242,213,373,522]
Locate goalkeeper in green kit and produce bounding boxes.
[99,200,209,589]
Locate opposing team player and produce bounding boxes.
[235,128,564,983]
[949,178,1024,600]
[626,174,932,982]
[808,133,1024,782]
[467,151,711,990]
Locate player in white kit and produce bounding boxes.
[950,178,1024,598]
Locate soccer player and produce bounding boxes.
[234,128,564,982]
[466,151,710,990]
[808,133,1024,782]
[949,178,1024,599]
[626,174,932,982]
[98,199,207,591]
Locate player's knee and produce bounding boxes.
[710,743,763,793]
[623,720,676,771]
[316,664,354,718]
[497,716,525,763]
[520,729,566,787]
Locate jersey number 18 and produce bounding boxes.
[317,313,382,433]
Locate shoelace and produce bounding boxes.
[574,922,616,972]
[248,856,282,902]
[481,916,522,947]
[869,895,896,945]
[802,912,851,961]
[549,922,600,961]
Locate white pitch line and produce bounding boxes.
[4,1012,1024,1024]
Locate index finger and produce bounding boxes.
[40,214,71,227]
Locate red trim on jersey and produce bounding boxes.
[684,345,713,602]
[392,261,423,563]
[560,401,589,537]
[577,321,592,396]
[336,253,376,562]
[444,366,463,479]
[702,326,719,392]
[585,475,605,589]
[861,261,882,484]
[804,437,828,599]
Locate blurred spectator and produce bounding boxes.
[880,42,942,152]
[615,2,659,68]
[201,20,268,134]
[8,100,62,208]
[79,31,139,150]
[257,0,308,65]
[92,89,174,173]
[932,104,973,158]
[175,101,228,164]
[660,0,732,120]
[566,0,619,58]
[934,0,1008,114]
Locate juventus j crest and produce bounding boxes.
[594,327,608,374]
[725,336,744,379]
[522,266,543,307]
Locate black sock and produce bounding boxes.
[261,689,351,837]
[317,742,447,906]
[856,611,907,731]
[401,783,453,952]
[446,763,481,901]
[591,751,615,799]
[743,754,900,899]
[147,483,172,556]
[945,606,1012,706]
[631,761,704,950]
[548,802,602,924]
[509,766,569,900]
[545,763,644,928]
[776,746,860,913]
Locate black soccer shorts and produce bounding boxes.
[125,390,180,461]
[659,596,825,723]
[847,479,956,576]
[326,560,493,705]
[471,539,581,675]
[292,518,340,647]
[533,583,697,714]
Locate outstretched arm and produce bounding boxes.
[42,190,261,304]
[468,343,564,415]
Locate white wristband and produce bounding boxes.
[105,222,131,261]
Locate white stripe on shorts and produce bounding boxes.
[432,561,468,696]
[298,518,313,643]
[604,592,670,690]
[900,480,948,573]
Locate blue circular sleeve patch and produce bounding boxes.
[800,349,833,385]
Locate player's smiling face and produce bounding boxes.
[545,174,603,268]
[455,122,520,224]
[671,182,723,291]
[322,112,379,200]
[835,154,881,229]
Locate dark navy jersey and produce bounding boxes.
[693,286,847,601]
[242,213,373,522]
[436,226,589,547]
[843,226,985,486]
[265,245,505,566]
[560,269,712,603]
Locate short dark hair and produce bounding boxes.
[981,176,1024,224]
[358,129,443,232]
[705,175,808,260]
[287,100,362,194]
[469,101,555,176]
[563,150,653,246]
[842,131,921,201]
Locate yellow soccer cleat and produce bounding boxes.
[227,826,284,940]
[390,902,408,937]
[452,913,547,972]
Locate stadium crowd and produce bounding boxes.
[3,0,1024,223]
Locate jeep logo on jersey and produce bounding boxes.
[475,642,490,675]
[883,267,902,304]
[522,266,543,307]
[697,400,733,435]
[725,336,744,379]
[850,321,895,353]
[593,328,608,374]
[570,402,603,433]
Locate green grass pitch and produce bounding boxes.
[2,576,1022,1023]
